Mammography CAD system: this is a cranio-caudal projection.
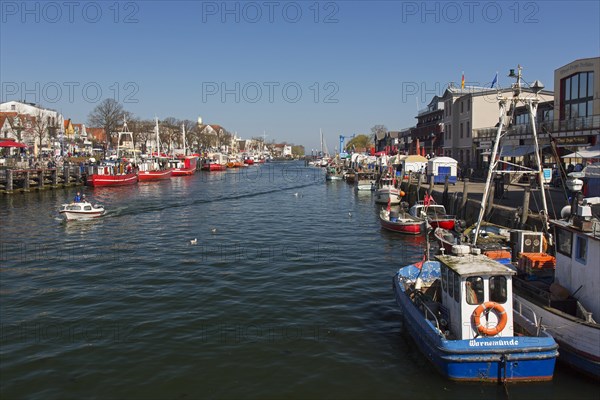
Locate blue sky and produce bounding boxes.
[1,1,599,151]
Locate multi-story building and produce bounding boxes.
[552,57,599,149]
[411,96,444,157]
[0,101,64,148]
[441,85,554,168]
[472,57,598,166]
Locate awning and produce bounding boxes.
[561,144,600,159]
[500,145,538,158]
[0,140,27,148]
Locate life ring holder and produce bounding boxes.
[472,301,508,336]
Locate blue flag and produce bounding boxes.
[491,72,498,88]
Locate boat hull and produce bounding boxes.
[430,218,455,230]
[171,168,195,176]
[393,262,558,383]
[380,213,423,235]
[137,169,173,181]
[513,290,600,379]
[434,227,459,254]
[201,163,226,171]
[375,188,401,204]
[59,202,105,221]
[87,173,138,187]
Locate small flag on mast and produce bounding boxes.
[491,72,498,88]
[461,72,465,89]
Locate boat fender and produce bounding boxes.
[472,302,507,336]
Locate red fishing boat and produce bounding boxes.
[87,168,138,186]
[408,200,455,230]
[379,209,425,235]
[169,156,198,176]
[138,118,174,181]
[201,153,227,171]
[138,167,172,181]
[86,122,139,187]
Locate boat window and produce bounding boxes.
[84,206,92,210]
[465,277,484,305]
[575,236,587,264]
[441,266,447,292]
[555,227,572,257]
[453,272,460,302]
[489,276,507,303]
[448,270,454,298]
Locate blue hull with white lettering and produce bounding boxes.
[393,261,558,383]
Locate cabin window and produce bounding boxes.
[575,236,587,263]
[84,206,92,210]
[441,266,447,292]
[489,276,507,303]
[555,227,572,256]
[448,270,454,298]
[453,272,460,302]
[465,277,484,305]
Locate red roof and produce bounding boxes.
[86,127,106,142]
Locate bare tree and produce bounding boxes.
[31,111,49,151]
[87,99,125,148]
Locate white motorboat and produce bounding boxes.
[59,201,106,221]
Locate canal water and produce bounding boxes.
[0,161,597,399]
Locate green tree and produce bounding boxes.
[345,134,372,151]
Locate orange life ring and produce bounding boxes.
[472,301,507,336]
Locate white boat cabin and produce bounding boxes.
[552,197,600,320]
[63,203,94,212]
[168,159,185,169]
[437,248,516,340]
[409,202,448,219]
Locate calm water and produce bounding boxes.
[0,161,597,399]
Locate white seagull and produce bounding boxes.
[190,238,198,245]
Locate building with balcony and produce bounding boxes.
[411,96,444,157]
[553,57,599,149]
[441,85,554,168]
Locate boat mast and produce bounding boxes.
[527,97,551,238]
[116,117,128,161]
[473,65,549,245]
[320,128,323,157]
[155,117,160,157]
[473,100,506,245]
[182,123,187,156]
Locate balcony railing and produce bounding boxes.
[474,115,600,139]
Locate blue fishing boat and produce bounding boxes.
[392,246,558,383]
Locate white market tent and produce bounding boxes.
[402,155,428,174]
[561,144,600,159]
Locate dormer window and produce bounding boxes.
[11,104,15,110]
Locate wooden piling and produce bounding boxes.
[38,169,44,189]
[461,178,469,219]
[416,172,422,200]
[63,166,70,185]
[429,174,434,193]
[521,185,531,227]
[24,171,30,191]
[6,169,13,192]
[51,168,58,186]
[442,174,449,205]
